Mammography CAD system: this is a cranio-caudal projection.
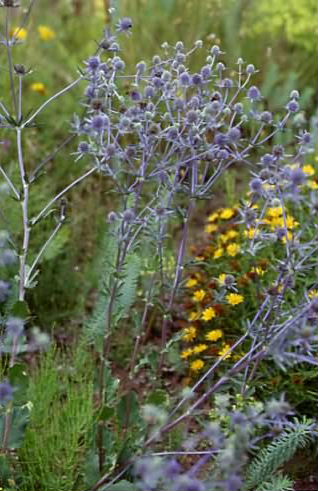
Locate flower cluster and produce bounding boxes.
[179,155,318,376]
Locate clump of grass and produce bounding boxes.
[18,343,95,491]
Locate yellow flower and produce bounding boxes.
[244,228,259,239]
[269,216,284,229]
[189,311,201,321]
[250,266,265,276]
[30,82,46,95]
[193,343,208,354]
[220,208,235,220]
[192,289,206,302]
[226,293,244,306]
[307,180,318,190]
[182,326,197,342]
[190,359,205,372]
[218,274,227,286]
[207,212,219,222]
[205,329,223,342]
[213,247,224,259]
[11,27,28,40]
[266,206,283,218]
[181,348,194,359]
[226,243,241,257]
[308,289,318,299]
[205,223,218,234]
[38,25,56,41]
[285,216,299,230]
[303,164,315,176]
[202,307,216,321]
[218,344,231,359]
[226,230,239,240]
[186,278,198,288]
[219,233,229,244]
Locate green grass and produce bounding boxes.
[18,343,95,491]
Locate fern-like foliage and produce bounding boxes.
[85,228,118,343]
[244,417,316,490]
[256,473,294,491]
[115,253,141,317]
[85,226,141,346]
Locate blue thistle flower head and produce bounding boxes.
[247,85,261,101]
[116,17,133,33]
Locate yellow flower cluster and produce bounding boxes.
[180,168,317,377]
[11,25,56,41]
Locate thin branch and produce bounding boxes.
[22,76,83,128]
[25,219,64,286]
[31,166,97,225]
[0,164,20,199]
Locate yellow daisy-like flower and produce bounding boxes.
[308,289,318,299]
[244,228,259,239]
[266,206,283,218]
[181,348,194,359]
[285,216,299,230]
[307,180,318,190]
[226,243,241,257]
[219,233,229,244]
[205,329,223,342]
[218,274,227,286]
[38,25,56,41]
[226,293,244,306]
[202,307,216,321]
[190,359,205,372]
[193,343,208,354]
[218,344,232,359]
[30,82,46,95]
[192,289,206,302]
[189,311,201,321]
[269,216,285,229]
[205,224,218,234]
[226,230,239,240]
[303,164,315,176]
[220,208,235,220]
[250,266,265,276]
[11,27,28,40]
[207,212,219,222]
[182,326,197,342]
[186,278,198,288]
[213,247,224,259]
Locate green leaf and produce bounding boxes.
[10,300,30,319]
[146,389,169,407]
[99,405,115,422]
[117,391,140,428]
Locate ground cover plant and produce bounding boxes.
[0,1,317,490]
